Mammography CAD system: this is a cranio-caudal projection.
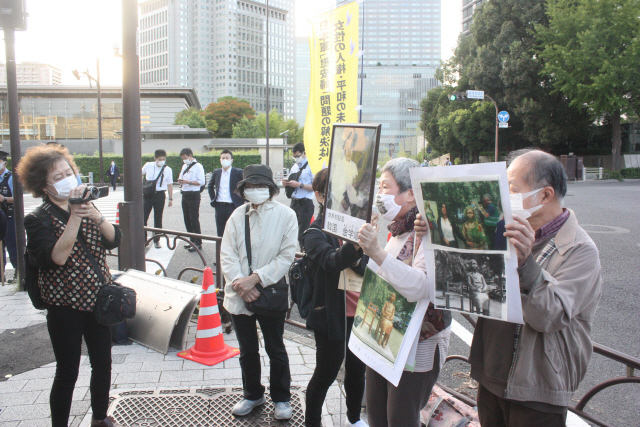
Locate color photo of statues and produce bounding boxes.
[420,178,506,251]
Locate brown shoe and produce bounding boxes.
[91,416,125,427]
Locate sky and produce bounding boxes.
[0,0,461,86]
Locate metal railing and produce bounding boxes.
[440,314,640,427]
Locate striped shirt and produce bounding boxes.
[535,209,570,243]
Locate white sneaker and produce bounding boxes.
[231,396,265,416]
[274,401,292,420]
[346,420,369,427]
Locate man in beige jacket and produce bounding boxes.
[469,149,602,426]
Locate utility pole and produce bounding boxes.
[120,0,145,270]
[72,59,104,183]
[265,0,270,166]
[1,0,27,291]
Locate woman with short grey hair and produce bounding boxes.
[356,156,451,427]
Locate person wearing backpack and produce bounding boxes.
[142,149,174,248]
[178,148,206,252]
[17,145,123,427]
[303,168,369,427]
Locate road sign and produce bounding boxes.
[498,111,510,122]
[499,122,509,128]
[466,90,484,100]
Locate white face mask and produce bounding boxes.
[156,160,166,167]
[244,188,270,205]
[509,188,543,219]
[221,159,232,169]
[49,175,78,199]
[183,158,192,165]
[294,156,305,165]
[375,192,407,221]
[0,161,6,170]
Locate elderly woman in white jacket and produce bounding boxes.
[357,157,451,427]
[220,164,298,421]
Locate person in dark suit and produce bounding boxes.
[105,161,120,190]
[208,150,245,237]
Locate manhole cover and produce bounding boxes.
[582,225,630,234]
[108,386,308,426]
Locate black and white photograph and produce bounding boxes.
[433,249,506,320]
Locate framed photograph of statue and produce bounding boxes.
[323,123,382,243]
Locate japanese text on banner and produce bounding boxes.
[304,2,359,173]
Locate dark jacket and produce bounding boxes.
[105,164,120,180]
[303,215,366,341]
[208,167,245,208]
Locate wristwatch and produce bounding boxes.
[299,182,303,189]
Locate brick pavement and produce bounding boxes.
[0,286,361,427]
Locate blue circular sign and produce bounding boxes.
[498,111,510,122]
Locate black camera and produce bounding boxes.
[68,186,109,204]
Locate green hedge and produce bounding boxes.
[620,167,640,179]
[69,150,261,182]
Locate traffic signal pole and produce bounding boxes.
[483,94,499,162]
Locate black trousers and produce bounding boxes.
[2,215,17,270]
[231,313,291,403]
[290,198,314,245]
[477,384,567,427]
[110,176,117,190]
[181,191,202,245]
[305,317,366,426]
[143,191,166,243]
[214,202,236,238]
[47,305,112,427]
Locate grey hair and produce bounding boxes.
[381,157,421,192]
[507,149,567,199]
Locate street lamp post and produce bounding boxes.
[407,107,426,159]
[73,59,104,183]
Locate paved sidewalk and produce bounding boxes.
[0,286,359,427]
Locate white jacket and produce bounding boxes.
[221,200,298,316]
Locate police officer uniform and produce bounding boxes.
[0,151,17,272]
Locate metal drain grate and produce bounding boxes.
[582,225,630,234]
[108,386,308,427]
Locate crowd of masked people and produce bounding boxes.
[18,142,601,427]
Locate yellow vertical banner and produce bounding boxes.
[304,2,360,173]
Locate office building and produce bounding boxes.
[462,0,485,34]
[139,0,296,118]
[0,62,62,86]
[330,0,441,156]
[295,36,310,126]
[0,85,200,141]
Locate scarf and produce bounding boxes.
[388,206,447,341]
[387,206,419,237]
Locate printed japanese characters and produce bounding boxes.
[323,123,381,243]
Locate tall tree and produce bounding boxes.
[536,0,640,170]
[174,107,218,133]
[433,0,592,156]
[232,116,261,138]
[255,109,285,138]
[203,96,255,138]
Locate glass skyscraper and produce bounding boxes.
[139,0,296,117]
[462,0,485,34]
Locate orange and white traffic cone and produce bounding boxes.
[115,203,120,225]
[178,266,239,366]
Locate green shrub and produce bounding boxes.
[601,170,623,181]
[620,167,640,179]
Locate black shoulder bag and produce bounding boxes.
[46,205,137,326]
[181,161,206,193]
[143,164,167,198]
[285,162,308,199]
[25,205,48,310]
[244,204,289,316]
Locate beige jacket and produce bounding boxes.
[221,200,298,316]
[470,210,602,407]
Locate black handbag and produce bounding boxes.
[284,162,307,199]
[243,204,289,317]
[143,164,167,198]
[45,204,137,326]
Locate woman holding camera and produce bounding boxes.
[17,145,122,427]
